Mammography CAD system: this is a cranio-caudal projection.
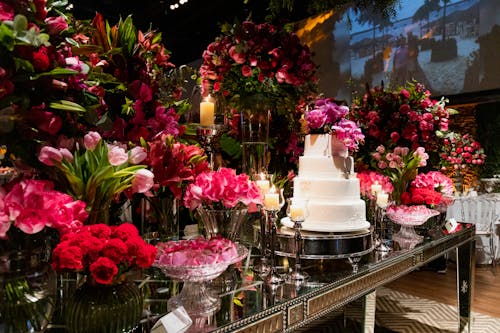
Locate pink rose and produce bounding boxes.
[107,145,128,166]
[131,169,154,193]
[241,65,252,77]
[228,46,245,64]
[83,131,101,150]
[44,16,68,35]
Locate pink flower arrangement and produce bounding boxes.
[400,171,454,209]
[351,81,454,155]
[357,171,394,201]
[371,145,429,204]
[439,132,486,172]
[51,223,157,285]
[0,179,88,238]
[155,236,238,267]
[39,131,154,224]
[183,167,263,212]
[303,97,365,151]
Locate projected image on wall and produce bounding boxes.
[298,0,500,101]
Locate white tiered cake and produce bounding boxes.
[282,133,370,232]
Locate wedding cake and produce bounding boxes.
[282,133,370,232]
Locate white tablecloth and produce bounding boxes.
[446,193,500,264]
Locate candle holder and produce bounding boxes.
[374,204,392,253]
[285,215,309,284]
[263,188,285,285]
[196,124,224,170]
[252,206,271,277]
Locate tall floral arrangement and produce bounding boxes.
[200,20,319,172]
[351,81,455,168]
[75,13,192,144]
[0,0,93,169]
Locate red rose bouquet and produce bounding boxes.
[51,223,157,285]
[401,171,454,209]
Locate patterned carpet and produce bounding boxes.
[297,287,500,332]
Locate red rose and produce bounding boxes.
[32,46,51,72]
[51,243,84,271]
[101,238,128,265]
[89,257,118,285]
[112,223,139,241]
[134,243,158,268]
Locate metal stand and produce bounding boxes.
[264,209,284,285]
[196,124,224,170]
[375,205,392,253]
[286,217,308,284]
[253,208,271,277]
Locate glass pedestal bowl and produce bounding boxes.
[386,205,440,250]
[154,243,248,325]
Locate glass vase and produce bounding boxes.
[64,276,143,333]
[0,248,57,333]
[142,196,180,243]
[239,94,271,176]
[196,207,248,242]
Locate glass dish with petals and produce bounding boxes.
[154,243,248,320]
[386,205,440,249]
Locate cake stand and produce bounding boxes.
[154,244,248,328]
[385,205,439,250]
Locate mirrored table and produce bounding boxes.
[138,223,475,333]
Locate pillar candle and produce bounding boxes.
[256,179,270,194]
[200,98,214,126]
[264,192,280,211]
[371,181,382,195]
[290,203,305,221]
[376,191,389,208]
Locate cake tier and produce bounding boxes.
[298,155,354,177]
[293,177,361,199]
[304,133,348,158]
[281,217,370,232]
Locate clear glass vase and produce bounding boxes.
[239,94,271,176]
[196,207,248,242]
[64,276,143,333]
[0,248,57,333]
[142,196,180,243]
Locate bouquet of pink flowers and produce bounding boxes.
[183,167,262,212]
[38,131,154,224]
[357,170,394,201]
[401,171,454,209]
[371,145,429,204]
[51,223,157,285]
[303,97,365,151]
[0,179,88,238]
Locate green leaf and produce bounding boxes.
[118,15,137,56]
[32,68,78,79]
[49,100,87,113]
[13,15,28,32]
[0,24,15,51]
[220,133,242,159]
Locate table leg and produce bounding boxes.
[456,237,475,333]
[362,290,376,333]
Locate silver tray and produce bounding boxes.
[274,227,374,259]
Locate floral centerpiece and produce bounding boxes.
[183,167,263,240]
[302,97,365,152]
[50,222,157,333]
[371,145,429,205]
[0,178,88,332]
[199,20,319,174]
[51,223,157,285]
[38,131,154,224]
[401,171,454,209]
[439,132,486,191]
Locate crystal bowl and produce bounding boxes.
[154,243,248,282]
[386,205,440,226]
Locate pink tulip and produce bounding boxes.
[84,131,102,150]
[38,146,63,166]
[131,169,154,193]
[107,145,128,166]
[128,146,147,164]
